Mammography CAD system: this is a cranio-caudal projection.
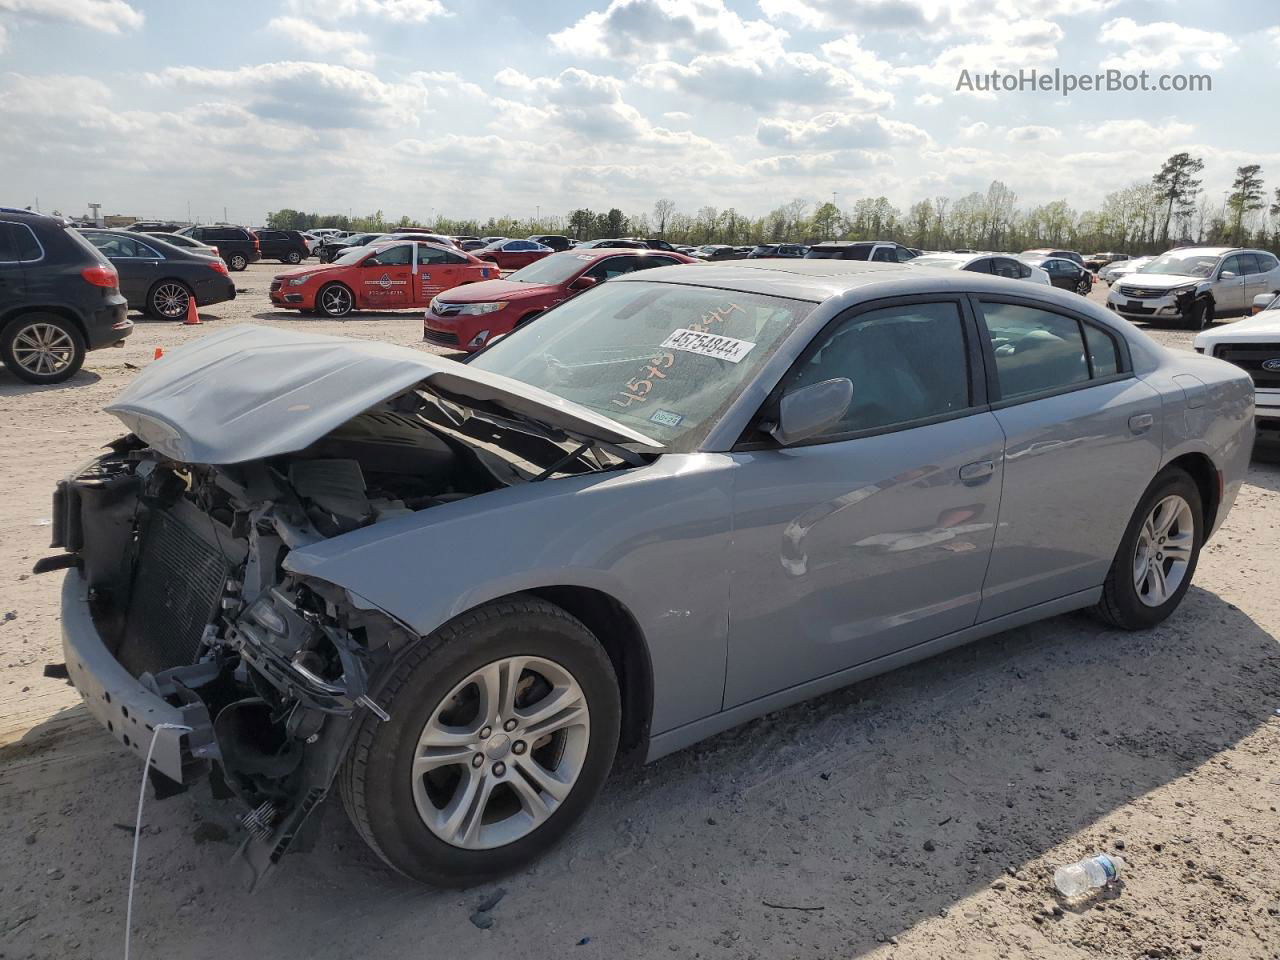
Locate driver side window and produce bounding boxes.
[366,245,412,267]
[784,301,973,438]
[1219,255,1242,277]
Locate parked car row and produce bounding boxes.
[78,229,236,320]
[1105,247,1280,330]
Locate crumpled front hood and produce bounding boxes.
[105,324,660,464]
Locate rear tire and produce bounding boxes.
[284,251,303,265]
[339,597,620,887]
[1094,467,1203,630]
[1,313,85,384]
[147,280,193,321]
[228,253,248,272]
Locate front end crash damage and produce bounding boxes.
[44,327,658,886]
[53,436,424,885]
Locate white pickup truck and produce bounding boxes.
[1195,292,1280,446]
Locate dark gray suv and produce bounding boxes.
[0,210,132,384]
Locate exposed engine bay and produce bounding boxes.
[47,385,645,885]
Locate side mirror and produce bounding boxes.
[569,275,598,291]
[1252,292,1277,314]
[1219,270,1236,280]
[768,378,854,446]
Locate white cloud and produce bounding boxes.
[550,0,785,62]
[1098,18,1237,70]
[757,111,928,150]
[914,93,941,106]
[761,0,1118,35]
[958,121,994,140]
[1268,26,1280,51]
[898,18,1063,93]
[288,0,447,22]
[1083,118,1194,143]
[145,61,427,130]
[662,110,691,121]
[1006,125,1060,143]
[0,0,142,32]
[819,34,897,78]
[640,51,893,110]
[266,17,375,68]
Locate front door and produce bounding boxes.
[972,297,1162,620]
[95,234,160,304]
[725,297,1004,707]
[1215,254,1247,313]
[357,244,415,310]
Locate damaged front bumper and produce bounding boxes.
[61,569,215,784]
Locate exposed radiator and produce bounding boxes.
[117,509,230,677]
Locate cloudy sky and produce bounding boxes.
[1,0,1277,225]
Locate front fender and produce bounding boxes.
[283,453,738,734]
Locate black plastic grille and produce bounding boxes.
[118,509,229,677]
[1214,343,1280,389]
[422,328,460,346]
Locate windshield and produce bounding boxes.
[469,280,814,449]
[806,246,869,260]
[334,245,379,265]
[1142,252,1219,278]
[909,256,965,269]
[506,251,596,285]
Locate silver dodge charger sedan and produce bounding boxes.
[46,260,1253,886]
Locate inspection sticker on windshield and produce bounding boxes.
[649,409,684,428]
[661,328,756,363]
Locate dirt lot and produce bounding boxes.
[2,265,1278,959]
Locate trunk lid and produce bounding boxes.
[105,324,660,464]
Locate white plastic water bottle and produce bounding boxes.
[1053,853,1125,897]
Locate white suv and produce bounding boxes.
[1195,291,1280,446]
[1106,247,1280,330]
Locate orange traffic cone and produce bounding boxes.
[154,347,163,360]
[183,295,201,326]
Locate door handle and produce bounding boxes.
[959,459,994,484]
[1128,413,1154,434]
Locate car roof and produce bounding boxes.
[612,258,1083,303]
[548,248,682,263]
[1164,246,1236,256]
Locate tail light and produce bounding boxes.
[207,259,229,276]
[81,264,119,288]
[250,231,260,252]
[210,246,219,256]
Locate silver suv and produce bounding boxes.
[1105,246,1280,329]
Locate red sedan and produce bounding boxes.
[424,248,696,351]
[270,240,499,317]
[476,238,554,271]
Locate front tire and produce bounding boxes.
[1,314,85,384]
[1184,299,1213,330]
[316,282,354,317]
[227,253,248,272]
[1094,468,1203,629]
[339,597,621,887]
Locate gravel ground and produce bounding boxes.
[1,265,1278,959]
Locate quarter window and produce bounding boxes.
[979,302,1094,399]
[1084,324,1121,378]
[784,301,972,437]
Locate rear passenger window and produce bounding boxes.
[0,224,18,262]
[980,302,1090,400]
[14,225,41,261]
[991,258,1022,279]
[1084,324,1121,377]
[785,301,972,437]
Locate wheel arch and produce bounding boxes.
[0,303,89,342]
[1165,451,1220,536]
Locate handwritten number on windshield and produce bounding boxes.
[610,302,743,409]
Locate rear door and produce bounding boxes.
[973,296,1161,620]
[1239,253,1270,310]
[355,244,415,310]
[89,234,158,304]
[414,244,473,303]
[0,222,30,309]
[256,231,284,259]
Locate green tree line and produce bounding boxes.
[266,155,1280,255]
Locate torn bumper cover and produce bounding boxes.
[61,570,215,784]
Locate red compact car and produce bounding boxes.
[475,238,555,271]
[270,240,499,317]
[424,248,696,351]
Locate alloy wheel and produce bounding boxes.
[11,322,76,377]
[152,283,190,319]
[320,285,352,316]
[1132,494,1195,607]
[411,656,590,850]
